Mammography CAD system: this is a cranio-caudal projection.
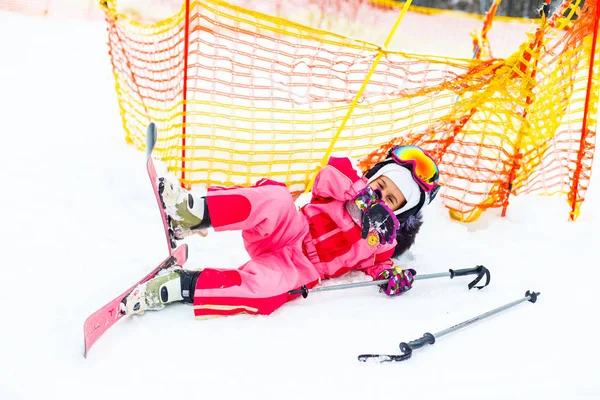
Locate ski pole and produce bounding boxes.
[288,265,490,298]
[358,290,540,363]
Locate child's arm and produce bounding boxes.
[311,157,366,202]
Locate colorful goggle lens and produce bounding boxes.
[390,145,439,192]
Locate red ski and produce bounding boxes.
[83,123,187,357]
[145,122,178,253]
[83,245,188,357]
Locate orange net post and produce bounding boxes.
[470,0,503,60]
[103,0,597,221]
[570,0,600,220]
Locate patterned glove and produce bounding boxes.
[360,200,399,245]
[354,186,382,211]
[377,267,415,296]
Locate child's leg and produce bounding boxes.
[192,244,320,319]
[122,266,201,316]
[206,181,308,258]
[152,180,320,318]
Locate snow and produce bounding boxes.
[0,9,599,400]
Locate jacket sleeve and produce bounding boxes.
[355,248,395,279]
[362,261,393,280]
[311,157,365,202]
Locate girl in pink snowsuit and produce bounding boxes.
[123,146,440,319]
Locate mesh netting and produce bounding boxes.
[104,0,597,220]
[357,0,598,220]
[4,0,594,220]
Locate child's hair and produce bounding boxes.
[392,212,423,258]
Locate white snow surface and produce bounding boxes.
[0,11,599,400]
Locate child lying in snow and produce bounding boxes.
[122,145,440,319]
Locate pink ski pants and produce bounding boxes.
[192,180,321,319]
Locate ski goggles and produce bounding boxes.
[389,145,439,192]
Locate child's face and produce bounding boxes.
[368,176,406,212]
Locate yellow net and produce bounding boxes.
[103,0,597,220]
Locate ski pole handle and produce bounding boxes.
[398,332,436,360]
[449,265,490,290]
[449,266,481,277]
[400,332,436,352]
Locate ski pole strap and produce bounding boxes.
[449,265,490,290]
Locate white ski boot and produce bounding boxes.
[158,176,209,240]
[121,266,185,315]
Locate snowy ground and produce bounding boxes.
[0,10,599,400]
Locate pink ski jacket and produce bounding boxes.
[300,157,396,280]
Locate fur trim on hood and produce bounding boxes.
[393,212,423,258]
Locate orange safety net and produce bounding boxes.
[103,0,596,221]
